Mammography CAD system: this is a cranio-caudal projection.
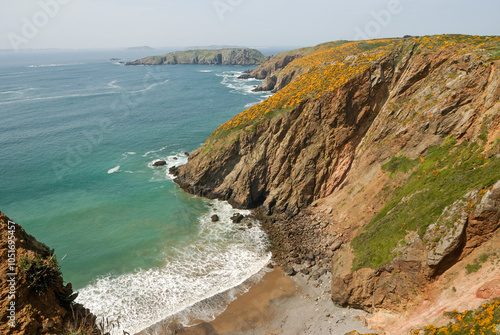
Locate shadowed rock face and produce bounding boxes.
[173,41,500,313]
[0,212,95,335]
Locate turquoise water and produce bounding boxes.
[0,50,272,333]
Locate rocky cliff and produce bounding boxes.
[0,212,96,334]
[172,35,500,332]
[126,48,265,66]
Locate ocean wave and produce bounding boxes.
[0,92,118,106]
[198,70,213,73]
[244,101,260,108]
[121,152,137,158]
[107,80,120,89]
[27,63,86,68]
[148,152,189,181]
[216,71,265,97]
[76,200,271,334]
[130,79,169,93]
[142,145,171,157]
[107,166,120,174]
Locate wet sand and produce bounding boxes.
[175,267,374,335]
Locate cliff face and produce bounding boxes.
[0,212,95,335]
[172,35,500,330]
[126,48,265,66]
[174,53,395,215]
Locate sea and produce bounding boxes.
[0,48,279,333]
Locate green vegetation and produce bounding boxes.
[19,254,62,293]
[351,136,500,271]
[382,155,419,177]
[465,262,482,274]
[466,253,490,274]
[357,40,391,50]
[413,299,500,334]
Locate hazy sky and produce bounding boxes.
[1,0,499,50]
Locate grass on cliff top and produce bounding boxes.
[351,135,500,271]
[207,34,499,143]
[413,298,500,334]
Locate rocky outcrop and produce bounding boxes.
[174,47,500,215]
[126,48,265,66]
[330,181,500,312]
[242,41,351,92]
[173,36,500,318]
[0,212,95,335]
[174,54,396,214]
[247,53,305,92]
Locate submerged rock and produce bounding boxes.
[231,213,244,223]
[152,160,167,167]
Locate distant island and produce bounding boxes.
[126,48,266,66]
[127,46,155,51]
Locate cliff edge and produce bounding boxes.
[172,35,500,333]
[0,212,96,334]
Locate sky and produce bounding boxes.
[1,0,499,50]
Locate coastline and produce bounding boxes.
[175,267,373,335]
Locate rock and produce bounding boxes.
[0,212,96,334]
[331,239,343,251]
[231,213,244,223]
[283,266,296,276]
[184,152,190,156]
[169,166,180,175]
[425,196,472,268]
[426,219,466,268]
[153,160,167,167]
[238,74,251,79]
[211,215,219,222]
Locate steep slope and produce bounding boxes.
[126,48,265,66]
[172,35,500,332]
[246,40,356,92]
[0,212,96,334]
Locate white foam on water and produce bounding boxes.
[130,79,169,93]
[198,70,213,73]
[27,63,86,68]
[121,152,137,158]
[107,80,120,89]
[142,267,270,334]
[244,101,260,108]
[142,145,171,157]
[216,71,271,99]
[76,200,271,334]
[147,152,189,181]
[0,92,118,106]
[107,166,120,174]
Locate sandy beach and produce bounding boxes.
[174,267,374,335]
